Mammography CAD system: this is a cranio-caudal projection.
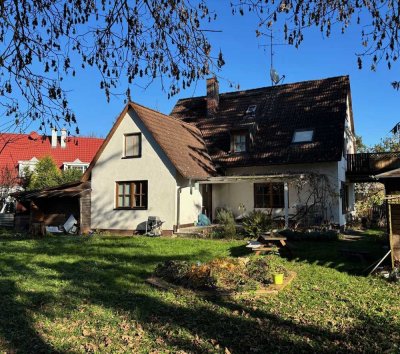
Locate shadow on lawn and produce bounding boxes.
[0,279,59,353]
[0,237,397,353]
[282,234,389,275]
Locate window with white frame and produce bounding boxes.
[63,163,89,172]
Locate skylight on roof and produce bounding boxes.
[292,129,314,143]
[246,105,257,114]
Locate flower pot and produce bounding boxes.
[273,273,284,285]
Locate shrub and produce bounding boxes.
[155,260,216,290]
[244,257,272,285]
[242,210,272,238]
[279,229,339,241]
[215,208,236,239]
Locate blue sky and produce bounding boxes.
[56,2,398,147]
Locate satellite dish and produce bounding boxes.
[270,68,280,85]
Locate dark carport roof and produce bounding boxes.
[12,181,91,200]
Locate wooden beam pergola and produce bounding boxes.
[199,173,306,229]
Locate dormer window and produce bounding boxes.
[18,157,39,177]
[246,105,257,115]
[64,159,89,172]
[292,129,314,143]
[231,131,247,153]
[124,133,141,158]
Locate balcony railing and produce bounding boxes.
[347,152,400,179]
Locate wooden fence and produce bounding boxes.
[0,213,14,228]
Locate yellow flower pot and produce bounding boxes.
[273,273,284,285]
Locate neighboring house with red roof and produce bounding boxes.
[83,76,357,234]
[0,129,103,190]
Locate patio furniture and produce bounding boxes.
[246,232,289,255]
[258,233,287,247]
[145,216,164,236]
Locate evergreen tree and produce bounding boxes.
[28,156,61,190]
[60,169,83,184]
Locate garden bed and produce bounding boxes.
[147,256,296,296]
[146,271,296,296]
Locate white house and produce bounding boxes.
[84,75,356,234]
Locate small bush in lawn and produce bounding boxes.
[215,208,236,239]
[155,260,191,284]
[155,260,216,290]
[242,210,272,238]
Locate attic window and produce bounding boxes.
[246,105,257,115]
[231,131,247,153]
[292,129,314,143]
[124,133,142,158]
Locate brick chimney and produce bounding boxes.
[206,77,219,117]
[61,128,67,148]
[51,128,57,148]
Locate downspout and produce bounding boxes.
[176,186,183,233]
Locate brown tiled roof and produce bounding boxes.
[83,102,216,181]
[130,102,216,179]
[171,76,352,168]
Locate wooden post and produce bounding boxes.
[79,191,91,234]
[388,203,395,269]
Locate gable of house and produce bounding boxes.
[84,102,216,181]
[171,75,353,169]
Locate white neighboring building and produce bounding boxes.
[84,75,356,234]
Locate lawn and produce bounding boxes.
[0,231,398,353]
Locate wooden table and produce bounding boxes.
[251,233,288,255]
[258,233,287,247]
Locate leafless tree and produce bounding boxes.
[0,0,224,133]
[0,166,19,208]
[232,0,400,89]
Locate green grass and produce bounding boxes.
[0,231,398,353]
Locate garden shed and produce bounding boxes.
[375,169,400,268]
[13,181,91,234]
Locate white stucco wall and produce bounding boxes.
[176,178,203,227]
[212,162,343,224]
[342,94,356,224]
[90,109,178,231]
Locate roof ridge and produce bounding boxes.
[129,101,199,130]
[175,75,350,102]
[0,132,104,140]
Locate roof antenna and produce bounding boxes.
[390,122,400,143]
[259,29,286,86]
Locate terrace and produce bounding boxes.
[346,152,400,182]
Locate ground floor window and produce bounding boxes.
[115,181,148,209]
[254,183,284,208]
